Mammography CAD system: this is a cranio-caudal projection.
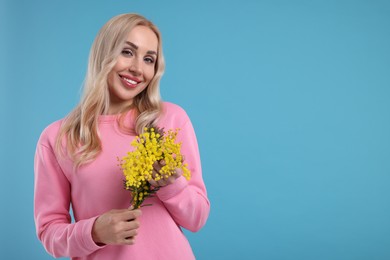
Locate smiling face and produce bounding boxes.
[107,25,158,114]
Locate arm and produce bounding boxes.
[34,141,102,258]
[156,119,210,232]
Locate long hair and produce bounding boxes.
[56,13,165,167]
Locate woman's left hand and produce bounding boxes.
[148,160,182,187]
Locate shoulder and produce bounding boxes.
[159,102,191,127]
[37,119,64,148]
[162,101,188,116]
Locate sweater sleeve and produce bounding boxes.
[156,118,210,232]
[34,138,103,258]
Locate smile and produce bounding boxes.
[123,77,137,84]
[120,75,140,88]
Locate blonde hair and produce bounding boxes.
[56,13,165,167]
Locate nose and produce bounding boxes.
[129,58,142,76]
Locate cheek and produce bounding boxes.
[107,72,115,88]
[145,67,156,82]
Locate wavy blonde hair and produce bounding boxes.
[56,13,165,167]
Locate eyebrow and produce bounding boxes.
[125,41,157,56]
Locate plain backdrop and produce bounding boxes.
[1,0,390,259]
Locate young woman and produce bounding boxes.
[34,13,210,260]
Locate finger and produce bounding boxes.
[109,208,127,214]
[152,161,159,170]
[123,228,138,238]
[161,173,169,179]
[130,209,142,218]
[106,209,134,223]
[153,160,166,174]
[121,223,139,245]
[157,179,168,187]
[149,179,159,187]
[120,220,140,233]
[122,236,136,245]
[120,209,142,222]
[152,168,159,179]
[152,168,168,182]
[166,176,177,185]
[173,168,183,178]
[123,221,140,233]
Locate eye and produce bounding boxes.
[121,49,133,56]
[144,56,155,64]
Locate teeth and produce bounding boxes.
[123,77,137,85]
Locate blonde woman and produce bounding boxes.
[34,13,210,260]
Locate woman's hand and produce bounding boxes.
[148,160,182,187]
[92,208,141,246]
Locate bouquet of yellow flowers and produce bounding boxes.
[119,127,191,209]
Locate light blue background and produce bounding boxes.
[1,0,390,259]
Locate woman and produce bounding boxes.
[34,13,210,260]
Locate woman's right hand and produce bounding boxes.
[92,208,142,246]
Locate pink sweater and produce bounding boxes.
[34,102,210,260]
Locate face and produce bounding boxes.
[107,25,158,114]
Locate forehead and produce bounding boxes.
[125,25,158,53]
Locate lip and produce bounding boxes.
[119,74,141,89]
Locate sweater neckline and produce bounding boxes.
[98,109,135,123]
[97,111,136,138]
[98,114,120,123]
